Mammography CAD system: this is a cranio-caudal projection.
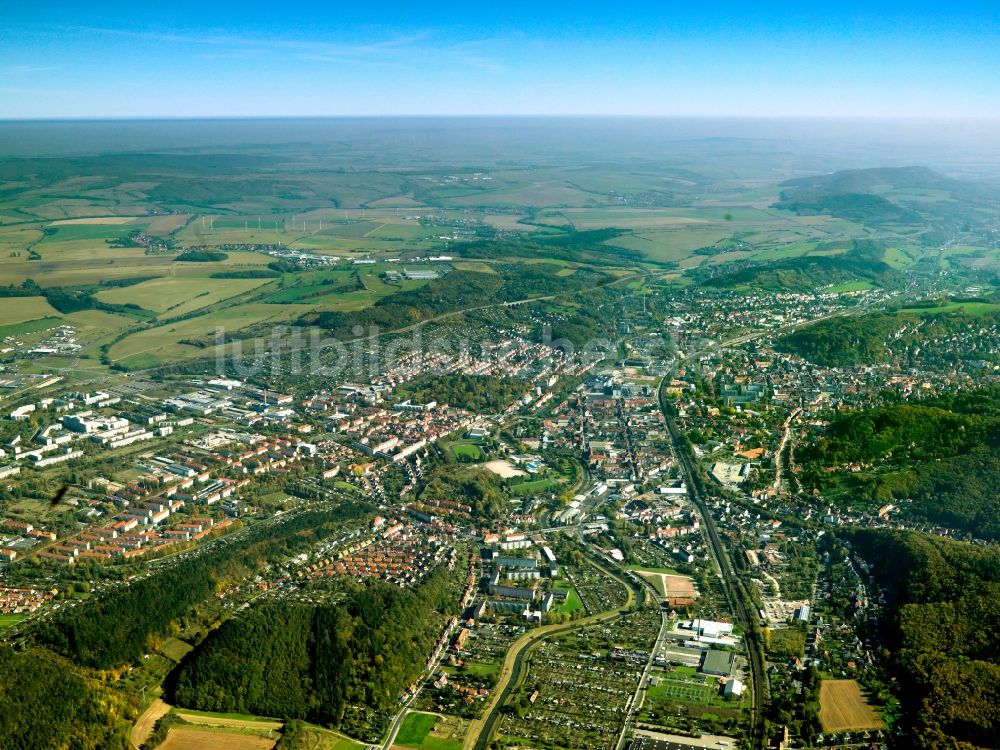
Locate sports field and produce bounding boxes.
[634,569,698,600]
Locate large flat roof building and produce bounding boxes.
[701,649,735,676]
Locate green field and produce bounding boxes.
[419,736,463,750]
[901,301,1000,315]
[449,441,485,461]
[96,276,272,317]
[510,477,560,496]
[160,637,194,662]
[459,661,499,678]
[825,279,875,293]
[396,712,437,746]
[0,316,63,338]
[393,712,465,750]
[0,613,27,628]
[671,665,699,678]
[172,707,281,723]
[557,586,583,614]
[644,673,743,711]
[106,302,308,369]
[284,725,365,750]
[647,679,715,703]
[0,296,62,325]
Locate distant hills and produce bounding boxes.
[773,166,998,230]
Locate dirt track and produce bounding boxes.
[131,698,172,748]
[175,712,283,731]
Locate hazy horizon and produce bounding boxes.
[2,117,1000,181]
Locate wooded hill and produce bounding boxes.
[774,166,999,231]
[845,529,1000,748]
[450,228,646,266]
[0,646,132,750]
[173,569,456,740]
[776,305,1000,367]
[396,373,527,412]
[693,240,900,293]
[799,388,1000,538]
[301,263,613,339]
[419,465,510,519]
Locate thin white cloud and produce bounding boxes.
[62,25,502,71]
[0,86,73,96]
[2,65,57,74]
[69,25,427,59]
[198,50,263,60]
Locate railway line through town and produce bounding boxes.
[659,380,767,750]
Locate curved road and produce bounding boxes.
[464,554,642,750]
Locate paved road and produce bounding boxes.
[464,554,640,750]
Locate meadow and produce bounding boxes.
[395,712,464,750]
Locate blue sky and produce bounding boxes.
[1,1,999,118]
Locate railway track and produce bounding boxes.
[660,386,767,750]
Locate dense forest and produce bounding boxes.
[776,311,907,365]
[450,229,645,267]
[0,647,132,750]
[775,190,922,225]
[776,307,1000,366]
[800,389,1000,538]
[845,529,1000,748]
[799,404,985,466]
[211,268,282,279]
[35,503,371,669]
[397,373,527,412]
[175,249,229,262]
[302,269,501,337]
[173,570,456,739]
[476,284,623,349]
[419,465,509,519]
